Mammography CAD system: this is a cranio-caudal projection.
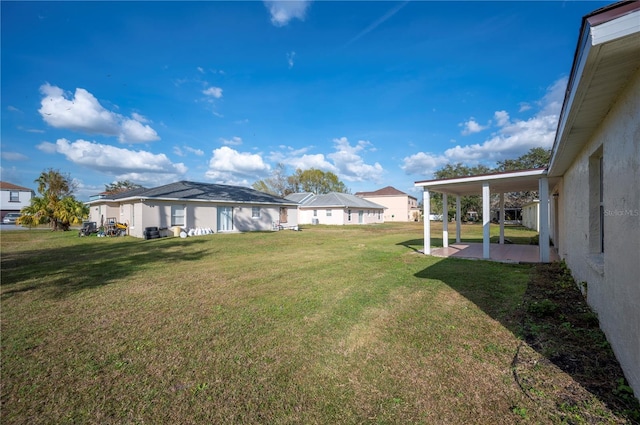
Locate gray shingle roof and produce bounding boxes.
[295,192,386,209]
[100,181,295,205]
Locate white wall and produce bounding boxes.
[0,189,33,213]
[522,201,539,231]
[555,70,640,394]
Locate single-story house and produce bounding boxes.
[355,186,420,222]
[86,181,299,238]
[286,192,386,225]
[0,181,34,221]
[415,1,640,395]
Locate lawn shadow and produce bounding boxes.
[414,257,640,422]
[1,235,212,299]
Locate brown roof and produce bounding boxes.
[0,181,33,191]
[355,186,416,199]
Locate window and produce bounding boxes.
[589,148,604,254]
[171,205,185,226]
[326,209,332,217]
[347,209,352,221]
[9,191,19,202]
[252,207,260,218]
[313,209,318,217]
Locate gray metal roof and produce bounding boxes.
[284,192,313,203]
[297,192,386,209]
[93,181,296,205]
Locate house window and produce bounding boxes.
[313,209,318,217]
[347,209,352,221]
[9,191,19,202]
[589,148,604,254]
[252,207,260,218]
[326,209,332,217]
[378,210,381,220]
[171,205,185,226]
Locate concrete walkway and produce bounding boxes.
[429,243,559,264]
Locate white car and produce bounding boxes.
[2,213,21,224]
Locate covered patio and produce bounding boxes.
[415,168,559,263]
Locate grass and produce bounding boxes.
[1,222,637,424]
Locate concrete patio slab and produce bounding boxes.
[428,243,559,263]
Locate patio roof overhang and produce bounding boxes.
[414,168,555,263]
[414,168,559,196]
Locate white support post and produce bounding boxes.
[499,192,505,244]
[442,192,448,248]
[539,177,550,262]
[482,182,491,259]
[456,195,461,243]
[424,188,431,255]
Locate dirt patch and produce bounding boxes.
[513,262,640,423]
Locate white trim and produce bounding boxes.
[591,9,640,45]
[415,168,546,188]
[482,182,490,259]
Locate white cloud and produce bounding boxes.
[402,77,568,178]
[287,51,296,69]
[264,0,311,27]
[283,153,337,172]
[203,86,223,98]
[1,151,28,161]
[327,137,384,183]
[401,151,449,176]
[185,146,204,156]
[205,146,271,184]
[7,105,21,113]
[173,145,205,157]
[119,118,160,143]
[131,112,149,123]
[220,136,243,146]
[459,118,488,135]
[197,67,205,74]
[519,102,532,112]
[494,110,510,127]
[38,83,160,143]
[38,138,187,184]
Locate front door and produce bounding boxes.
[279,207,288,223]
[218,207,234,231]
[358,210,364,224]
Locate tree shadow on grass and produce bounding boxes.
[1,235,212,300]
[413,256,640,423]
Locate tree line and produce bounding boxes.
[428,147,551,220]
[252,164,349,197]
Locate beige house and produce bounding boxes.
[86,181,299,238]
[286,192,385,225]
[416,1,640,396]
[355,186,419,221]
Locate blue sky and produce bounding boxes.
[1,1,611,201]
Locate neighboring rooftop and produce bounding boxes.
[291,192,386,209]
[355,186,416,199]
[89,181,296,205]
[0,181,33,192]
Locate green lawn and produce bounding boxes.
[1,223,635,424]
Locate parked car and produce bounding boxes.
[2,213,21,224]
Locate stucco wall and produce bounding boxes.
[299,208,345,225]
[555,70,640,394]
[361,195,414,221]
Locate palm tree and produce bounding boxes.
[23,169,88,230]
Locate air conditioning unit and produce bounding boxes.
[311,218,319,225]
